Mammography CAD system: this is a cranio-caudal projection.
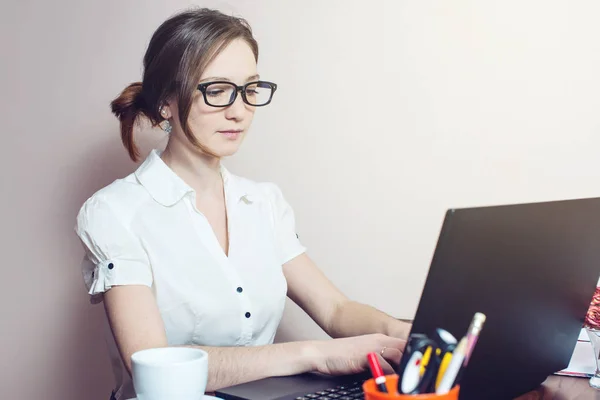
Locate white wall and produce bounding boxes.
[2,1,599,399]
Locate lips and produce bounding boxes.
[218,129,243,139]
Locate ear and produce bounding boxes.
[160,104,172,119]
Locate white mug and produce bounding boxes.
[131,347,209,400]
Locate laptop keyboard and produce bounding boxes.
[294,380,365,400]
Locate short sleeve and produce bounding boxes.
[262,183,307,264]
[75,196,153,301]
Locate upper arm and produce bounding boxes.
[103,285,168,373]
[262,182,349,334]
[261,182,306,265]
[283,254,349,335]
[75,196,167,372]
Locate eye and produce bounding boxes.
[204,83,233,98]
[206,89,225,97]
[245,83,261,96]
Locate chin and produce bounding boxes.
[212,142,243,158]
[217,148,240,157]
[192,133,245,158]
[216,134,246,157]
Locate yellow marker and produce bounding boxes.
[420,346,432,375]
[435,352,453,389]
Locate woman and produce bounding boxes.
[75,8,410,400]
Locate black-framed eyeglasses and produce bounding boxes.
[197,80,278,107]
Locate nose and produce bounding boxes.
[224,90,249,121]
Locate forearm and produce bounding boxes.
[328,300,411,340]
[193,341,319,392]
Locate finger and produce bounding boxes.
[381,347,403,366]
[381,336,407,352]
[378,354,396,375]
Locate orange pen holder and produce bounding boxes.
[363,375,459,400]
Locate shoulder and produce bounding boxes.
[226,172,306,262]
[226,171,288,206]
[75,173,151,234]
[256,182,289,210]
[225,172,299,227]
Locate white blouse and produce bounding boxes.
[75,149,306,399]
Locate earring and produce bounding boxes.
[160,120,172,134]
[159,107,171,134]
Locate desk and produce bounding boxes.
[514,375,600,400]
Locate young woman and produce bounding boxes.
[75,8,410,400]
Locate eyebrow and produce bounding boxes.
[199,74,260,83]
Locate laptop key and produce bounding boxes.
[296,397,308,400]
[328,395,340,398]
[325,389,338,393]
[305,395,319,399]
[316,392,328,396]
[338,392,350,396]
[339,397,353,400]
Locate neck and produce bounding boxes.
[161,137,222,197]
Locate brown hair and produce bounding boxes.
[110,8,259,161]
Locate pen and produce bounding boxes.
[398,334,443,394]
[396,333,428,393]
[367,352,388,393]
[417,349,441,394]
[419,345,433,376]
[399,350,424,394]
[464,312,486,365]
[452,312,487,389]
[436,337,467,394]
[434,328,458,351]
[396,334,428,374]
[432,328,458,391]
[435,351,453,390]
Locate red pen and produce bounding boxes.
[367,352,388,393]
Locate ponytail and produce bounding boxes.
[110,82,146,162]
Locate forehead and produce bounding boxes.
[200,38,257,83]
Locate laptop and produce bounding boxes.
[216,197,600,400]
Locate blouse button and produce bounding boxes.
[245,312,251,318]
[108,263,114,270]
[237,287,243,293]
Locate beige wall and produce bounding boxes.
[2,1,600,399]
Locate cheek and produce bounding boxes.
[186,102,221,137]
[188,114,220,139]
[245,109,256,123]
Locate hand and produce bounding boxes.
[309,334,406,376]
[386,320,412,340]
